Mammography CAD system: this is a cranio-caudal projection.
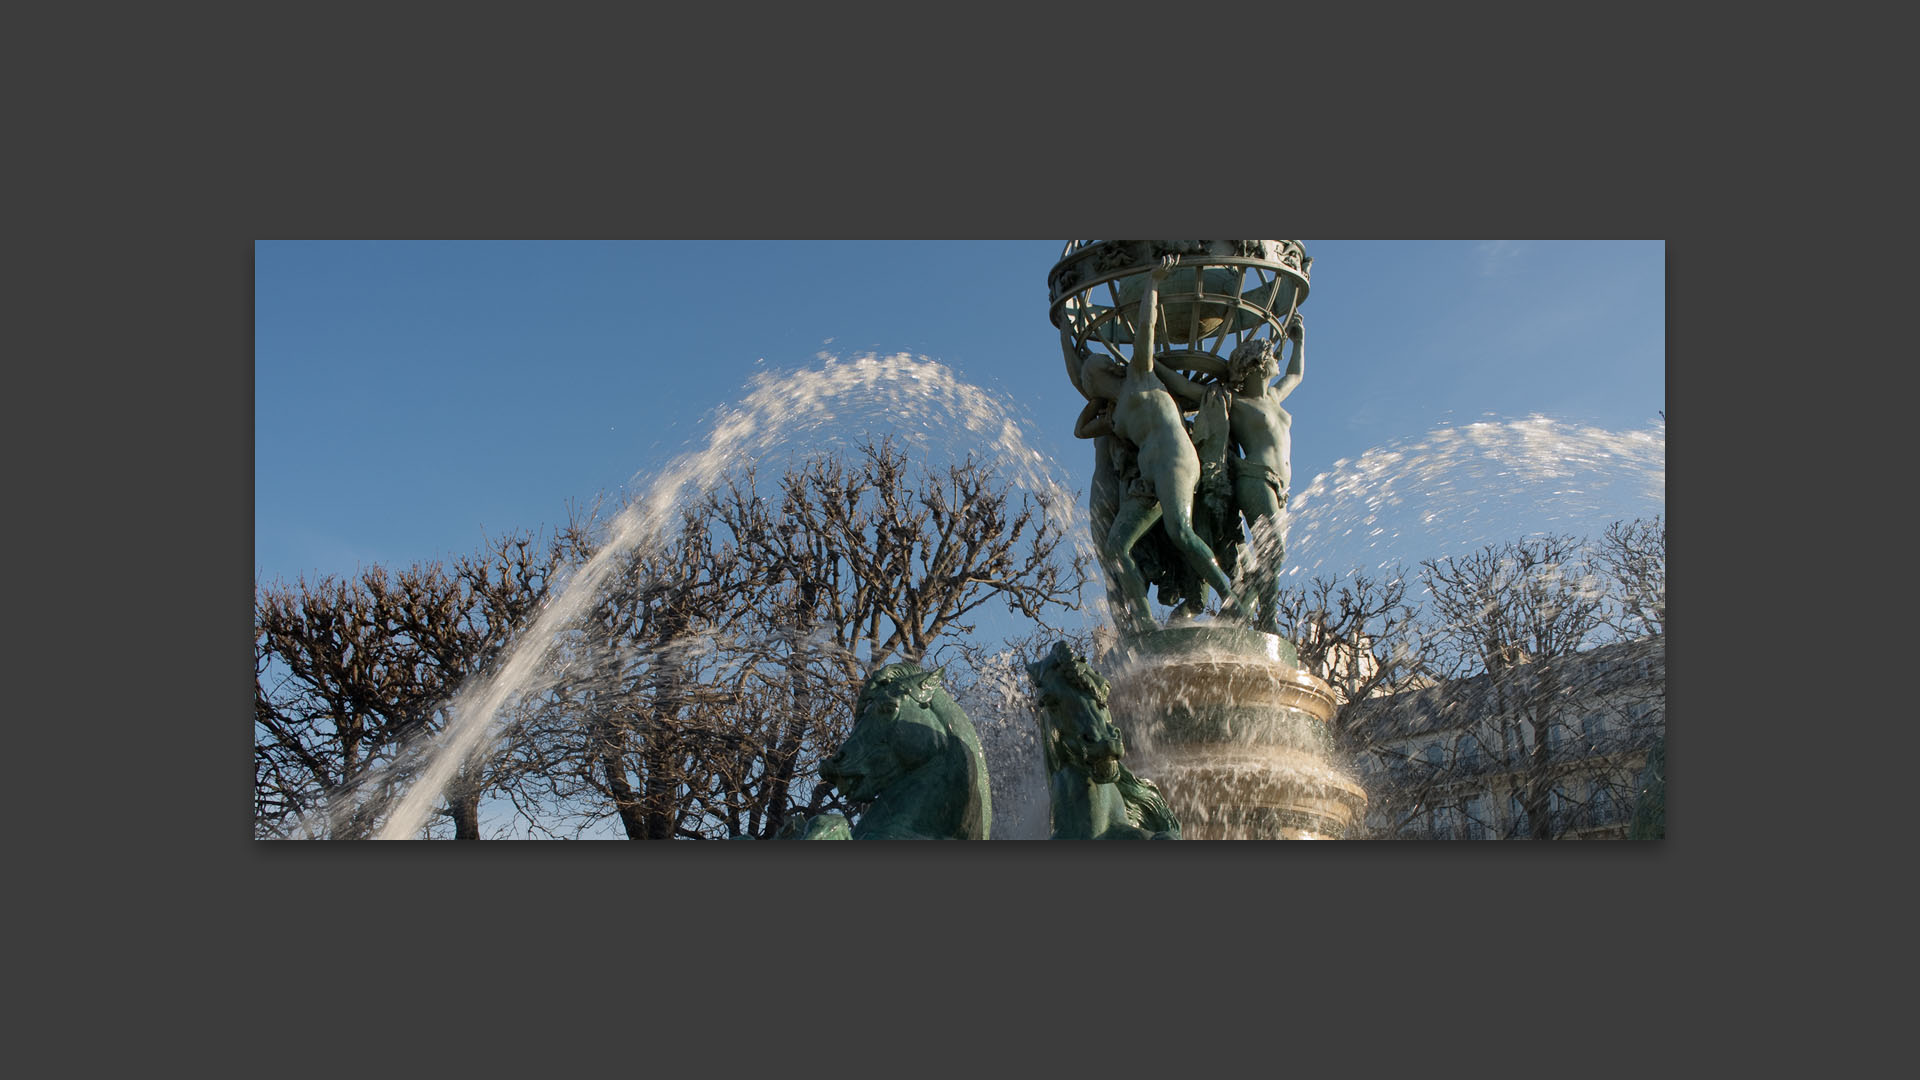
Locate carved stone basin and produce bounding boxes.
[1108,625,1367,839]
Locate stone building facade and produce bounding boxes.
[1342,637,1665,839]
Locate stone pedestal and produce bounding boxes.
[1109,625,1367,839]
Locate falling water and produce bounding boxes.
[952,648,1054,840]
[366,352,1091,840]
[1274,415,1665,588]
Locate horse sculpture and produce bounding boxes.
[1028,642,1179,839]
[811,662,992,840]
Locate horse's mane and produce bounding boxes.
[1114,763,1181,838]
[1037,642,1110,706]
[1032,643,1111,776]
[855,661,990,839]
[862,661,943,707]
[1030,643,1183,838]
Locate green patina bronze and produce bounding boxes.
[813,663,992,840]
[1028,641,1179,839]
[1045,244,1369,840]
[775,812,853,840]
[1101,267,1304,345]
[1050,241,1311,635]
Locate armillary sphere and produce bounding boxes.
[1047,240,1311,378]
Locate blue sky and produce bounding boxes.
[255,240,1665,587]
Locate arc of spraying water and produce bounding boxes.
[368,354,1094,840]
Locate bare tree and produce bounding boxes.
[1596,514,1666,838]
[1264,569,1448,837]
[1418,535,1607,838]
[1339,525,1666,840]
[512,506,758,839]
[745,440,1082,669]
[1275,570,1430,726]
[681,439,1085,838]
[1594,515,1665,639]
[254,529,570,838]
[323,438,1089,840]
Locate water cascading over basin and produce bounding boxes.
[1108,625,1365,839]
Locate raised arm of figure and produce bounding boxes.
[1060,318,1089,399]
[1128,257,1178,377]
[1151,363,1209,411]
[1271,314,1305,401]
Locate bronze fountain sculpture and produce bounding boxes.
[803,241,1365,839]
[1046,241,1365,839]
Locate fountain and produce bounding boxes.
[280,240,1657,841]
[1047,240,1367,839]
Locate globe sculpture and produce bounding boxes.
[1047,240,1366,839]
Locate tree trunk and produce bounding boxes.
[639,733,678,840]
[449,795,481,840]
[602,750,649,839]
[1526,714,1553,840]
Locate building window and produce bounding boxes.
[1459,734,1482,770]
[1592,784,1617,822]
[1582,713,1605,747]
[1425,743,1446,770]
